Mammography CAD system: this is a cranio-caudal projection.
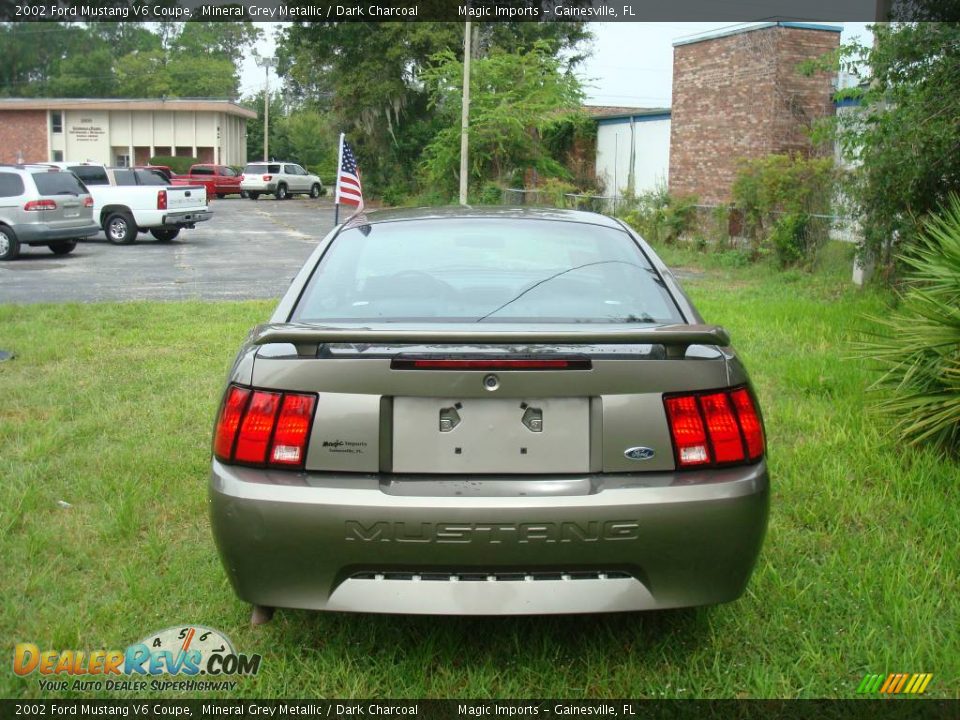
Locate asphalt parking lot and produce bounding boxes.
[0,196,337,304]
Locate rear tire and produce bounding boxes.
[240,190,249,199]
[150,228,181,242]
[310,183,322,199]
[217,193,226,199]
[104,212,137,245]
[249,192,260,200]
[48,240,77,255]
[0,226,20,261]
[275,184,288,201]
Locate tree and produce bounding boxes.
[419,42,584,198]
[835,22,960,277]
[276,21,591,198]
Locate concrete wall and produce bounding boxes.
[596,114,671,197]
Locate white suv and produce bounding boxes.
[240,162,323,201]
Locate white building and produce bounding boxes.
[593,108,672,197]
[0,98,255,167]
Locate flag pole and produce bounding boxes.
[334,132,345,225]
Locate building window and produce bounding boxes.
[115,154,130,168]
[53,150,63,162]
[51,112,63,133]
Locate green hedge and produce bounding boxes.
[148,156,199,175]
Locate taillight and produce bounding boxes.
[82,196,93,208]
[270,394,317,465]
[24,199,56,211]
[157,190,167,210]
[213,385,317,469]
[213,386,250,460]
[730,388,765,460]
[664,387,765,468]
[262,175,272,181]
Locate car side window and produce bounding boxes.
[294,166,307,175]
[70,166,109,185]
[0,172,25,198]
[221,167,237,177]
[134,170,167,186]
[113,169,136,185]
[193,167,214,176]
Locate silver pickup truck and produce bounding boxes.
[43,163,212,244]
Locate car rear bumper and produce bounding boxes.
[240,182,276,193]
[209,461,769,615]
[17,221,100,244]
[160,210,212,227]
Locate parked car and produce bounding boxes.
[0,164,99,261]
[172,164,245,199]
[239,162,323,200]
[42,163,211,244]
[210,207,769,620]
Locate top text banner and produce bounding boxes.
[4,0,943,23]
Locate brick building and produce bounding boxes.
[668,22,841,203]
[0,98,254,167]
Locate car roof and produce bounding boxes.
[341,206,627,230]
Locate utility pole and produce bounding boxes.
[257,56,277,162]
[459,21,471,206]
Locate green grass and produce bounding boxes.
[1,242,958,699]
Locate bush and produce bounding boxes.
[857,194,960,456]
[476,182,502,206]
[619,189,698,245]
[149,156,199,175]
[769,212,811,268]
[732,154,836,267]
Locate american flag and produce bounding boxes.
[336,139,363,208]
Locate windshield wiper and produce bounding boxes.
[474,260,647,322]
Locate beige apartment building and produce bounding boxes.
[0,98,255,167]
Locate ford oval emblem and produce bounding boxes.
[624,446,655,461]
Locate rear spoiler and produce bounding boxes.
[251,323,730,355]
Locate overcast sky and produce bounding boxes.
[240,22,872,107]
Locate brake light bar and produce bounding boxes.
[664,387,764,468]
[24,199,57,211]
[213,385,317,469]
[391,358,591,370]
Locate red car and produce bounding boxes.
[172,164,245,199]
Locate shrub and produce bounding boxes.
[732,154,837,267]
[477,182,502,206]
[857,194,960,456]
[769,212,811,268]
[149,155,199,175]
[619,189,698,245]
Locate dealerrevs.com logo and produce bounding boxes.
[14,625,261,692]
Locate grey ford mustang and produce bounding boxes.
[210,207,768,619]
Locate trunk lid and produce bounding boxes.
[247,324,732,475]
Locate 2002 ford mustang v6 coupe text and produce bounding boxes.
[209,207,768,619]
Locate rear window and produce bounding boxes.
[293,218,683,324]
[243,164,281,174]
[31,171,88,196]
[191,166,214,176]
[0,172,25,198]
[68,165,109,185]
